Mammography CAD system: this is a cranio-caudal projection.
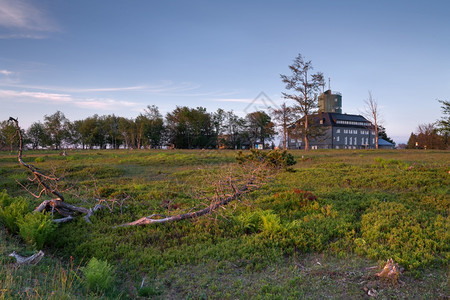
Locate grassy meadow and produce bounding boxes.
[0,149,449,299]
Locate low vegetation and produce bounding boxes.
[0,149,448,298]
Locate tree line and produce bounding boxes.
[0,106,280,151]
[2,52,447,151]
[405,100,449,149]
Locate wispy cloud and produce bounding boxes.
[0,81,212,96]
[0,70,13,76]
[0,88,140,111]
[0,89,71,103]
[213,98,256,103]
[0,0,58,38]
[74,99,140,110]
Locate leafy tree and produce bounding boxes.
[408,124,445,149]
[407,132,417,149]
[415,123,446,149]
[378,125,395,146]
[245,111,275,148]
[143,105,165,148]
[221,110,246,149]
[44,111,69,150]
[0,119,19,151]
[26,121,49,149]
[135,114,149,149]
[436,99,449,145]
[270,102,297,149]
[166,106,215,149]
[119,117,137,149]
[64,120,81,148]
[281,53,324,151]
[104,114,123,149]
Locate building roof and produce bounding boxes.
[378,138,394,146]
[316,112,373,128]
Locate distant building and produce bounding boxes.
[378,138,395,149]
[318,90,342,114]
[288,112,377,149]
[288,90,385,150]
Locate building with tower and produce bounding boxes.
[287,90,394,149]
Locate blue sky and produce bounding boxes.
[0,0,449,144]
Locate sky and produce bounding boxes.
[0,0,449,144]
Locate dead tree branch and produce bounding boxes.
[9,250,45,266]
[9,117,65,201]
[114,175,256,228]
[9,117,104,223]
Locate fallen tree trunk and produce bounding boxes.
[114,176,255,227]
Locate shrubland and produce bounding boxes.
[0,149,448,299]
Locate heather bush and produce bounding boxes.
[359,201,449,269]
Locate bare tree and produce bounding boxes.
[281,53,324,151]
[9,117,102,223]
[270,102,297,149]
[363,91,382,149]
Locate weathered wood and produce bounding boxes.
[114,176,255,228]
[8,251,44,265]
[9,117,65,201]
[10,117,103,223]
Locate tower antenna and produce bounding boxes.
[328,77,331,91]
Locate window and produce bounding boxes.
[372,138,375,144]
[366,137,368,145]
[336,129,340,133]
[349,137,352,145]
[345,137,347,145]
[336,145,339,149]
[354,137,357,145]
[336,136,340,142]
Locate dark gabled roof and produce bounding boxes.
[294,112,373,128]
[316,112,372,127]
[327,113,368,123]
[378,138,394,146]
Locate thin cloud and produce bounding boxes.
[0,89,71,103]
[74,99,140,110]
[0,70,13,76]
[0,0,58,37]
[213,98,260,103]
[0,88,140,110]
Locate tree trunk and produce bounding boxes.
[304,115,309,151]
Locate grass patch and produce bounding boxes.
[0,148,449,298]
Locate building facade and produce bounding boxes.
[288,112,377,149]
[287,89,394,149]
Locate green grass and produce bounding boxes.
[0,148,449,298]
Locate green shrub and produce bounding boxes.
[359,201,449,269]
[17,212,57,249]
[235,210,263,234]
[236,149,296,169]
[0,190,30,233]
[260,211,283,238]
[81,257,115,293]
[34,157,46,163]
